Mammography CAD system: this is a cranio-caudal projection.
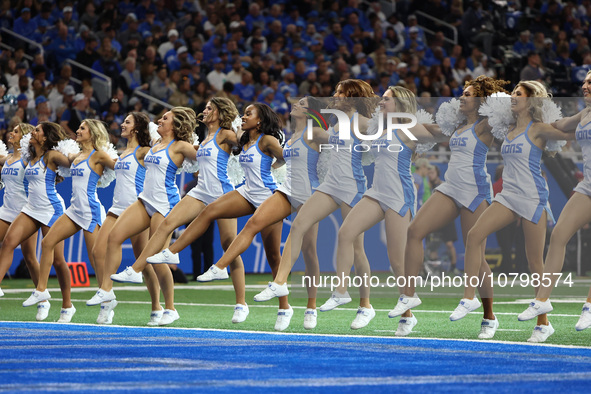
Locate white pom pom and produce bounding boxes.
[317,149,331,184]
[227,155,245,186]
[361,146,375,166]
[542,99,565,152]
[0,140,8,158]
[271,162,286,185]
[149,122,160,146]
[179,159,199,174]
[231,116,242,132]
[436,99,466,136]
[53,139,81,177]
[19,133,32,163]
[478,92,513,140]
[364,107,382,139]
[191,132,199,147]
[97,143,119,188]
[415,109,436,153]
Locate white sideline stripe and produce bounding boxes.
[0,297,583,318]
[2,372,591,391]
[0,320,590,350]
[496,299,588,305]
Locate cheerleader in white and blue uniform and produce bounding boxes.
[1,122,73,321]
[143,103,285,324]
[0,123,45,319]
[106,107,199,326]
[520,71,591,334]
[86,112,162,326]
[23,120,117,324]
[454,80,572,343]
[391,76,510,340]
[200,97,326,331]
[110,99,249,324]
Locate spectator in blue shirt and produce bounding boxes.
[233,71,255,103]
[244,3,266,33]
[513,30,536,56]
[324,22,354,54]
[13,8,37,38]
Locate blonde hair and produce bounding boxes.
[17,123,34,136]
[513,80,550,122]
[82,119,110,151]
[387,85,417,114]
[171,107,197,143]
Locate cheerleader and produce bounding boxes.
[138,103,286,328]
[92,107,198,326]
[86,113,162,325]
[0,124,44,318]
[389,76,509,339]
[518,72,591,332]
[0,122,73,321]
[254,79,377,330]
[192,96,326,330]
[110,98,248,323]
[23,120,116,321]
[453,81,572,343]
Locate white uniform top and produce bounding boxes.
[236,134,277,208]
[21,157,65,227]
[436,121,492,212]
[0,158,28,222]
[276,132,320,208]
[316,125,366,207]
[138,140,180,217]
[495,121,554,224]
[365,131,417,217]
[188,127,234,205]
[109,146,146,216]
[574,120,591,196]
[64,150,106,232]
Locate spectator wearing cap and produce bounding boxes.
[520,51,544,81]
[74,33,100,81]
[13,8,37,38]
[405,26,425,51]
[165,46,191,72]
[513,30,536,56]
[158,29,179,60]
[324,22,354,54]
[278,68,298,97]
[206,58,227,92]
[405,15,426,43]
[61,6,78,30]
[149,64,173,102]
[542,37,557,63]
[30,95,53,126]
[61,93,90,138]
[244,3,265,33]
[233,71,255,104]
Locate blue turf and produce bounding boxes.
[0,321,590,393]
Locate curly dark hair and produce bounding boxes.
[464,75,510,97]
[171,107,197,143]
[129,112,151,147]
[239,103,283,150]
[332,79,379,118]
[30,122,68,160]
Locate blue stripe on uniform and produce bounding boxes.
[164,142,180,211]
[469,127,491,212]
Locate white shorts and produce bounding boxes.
[315,181,364,207]
[574,179,591,197]
[65,205,106,232]
[436,182,491,213]
[22,201,65,227]
[0,206,22,223]
[275,184,307,209]
[187,186,219,206]
[364,188,416,218]
[236,186,273,208]
[494,191,555,225]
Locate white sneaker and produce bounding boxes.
[196,265,229,282]
[147,309,164,326]
[254,282,289,302]
[110,266,143,284]
[395,314,418,336]
[518,299,553,321]
[96,300,118,324]
[449,298,481,321]
[275,306,293,331]
[303,308,317,330]
[87,289,116,306]
[36,301,51,321]
[389,294,422,317]
[319,290,352,312]
[158,309,180,326]
[575,302,591,331]
[23,289,51,307]
[478,318,499,339]
[351,305,376,329]
[0,287,4,297]
[528,322,555,343]
[146,248,180,265]
[232,303,249,323]
[57,305,77,323]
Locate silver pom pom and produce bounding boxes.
[436,99,466,136]
[19,133,32,163]
[479,92,513,140]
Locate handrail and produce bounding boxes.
[0,27,44,55]
[65,59,111,84]
[133,90,173,110]
[414,11,458,45]
[0,42,33,61]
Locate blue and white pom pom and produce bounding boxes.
[19,133,32,163]
[149,122,160,146]
[478,92,513,140]
[415,108,437,154]
[97,143,119,188]
[542,99,566,152]
[53,139,81,178]
[436,98,466,136]
[227,155,245,186]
